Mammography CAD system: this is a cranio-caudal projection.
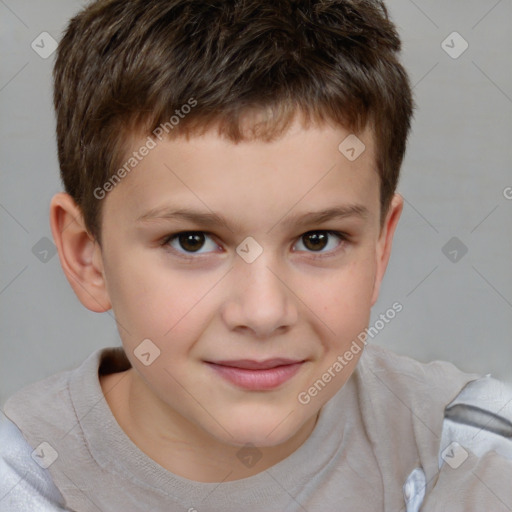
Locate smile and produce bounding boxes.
[205,359,305,390]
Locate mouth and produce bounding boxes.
[204,358,305,390]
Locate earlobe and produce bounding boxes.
[370,193,404,306]
[49,192,111,312]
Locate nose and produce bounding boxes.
[220,253,298,339]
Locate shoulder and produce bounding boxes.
[0,347,128,510]
[440,375,512,466]
[3,346,129,440]
[0,413,67,511]
[359,343,481,406]
[422,376,512,511]
[3,366,75,441]
[353,345,481,493]
[358,346,512,510]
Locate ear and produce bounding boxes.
[49,192,111,312]
[370,193,403,307]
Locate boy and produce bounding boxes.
[1,0,512,510]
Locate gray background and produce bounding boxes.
[1,0,511,407]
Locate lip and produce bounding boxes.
[205,359,305,390]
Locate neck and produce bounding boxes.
[100,368,318,482]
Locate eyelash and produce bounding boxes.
[160,230,349,261]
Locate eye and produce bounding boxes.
[161,229,347,259]
[293,230,346,255]
[162,231,219,256]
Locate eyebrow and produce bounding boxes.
[136,204,369,231]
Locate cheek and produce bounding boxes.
[310,257,376,346]
[105,252,220,353]
[102,251,183,341]
[105,240,377,350]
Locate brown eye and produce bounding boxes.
[162,231,218,256]
[302,232,328,251]
[177,232,205,252]
[294,230,346,255]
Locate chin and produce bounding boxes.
[207,411,310,448]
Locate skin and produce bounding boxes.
[49,115,403,483]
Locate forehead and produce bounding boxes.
[103,120,379,230]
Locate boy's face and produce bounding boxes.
[63,117,402,448]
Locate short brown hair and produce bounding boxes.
[53,0,414,244]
